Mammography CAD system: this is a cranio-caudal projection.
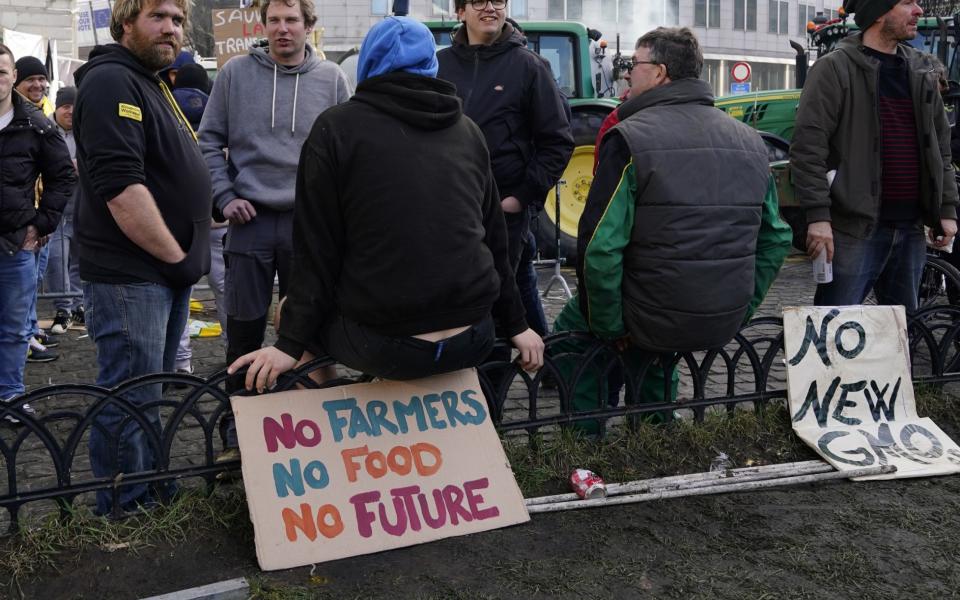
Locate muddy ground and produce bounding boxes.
[14,471,960,600]
[7,262,960,599]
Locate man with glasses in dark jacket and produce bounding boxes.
[438,0,573,341]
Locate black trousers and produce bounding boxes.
[322,314,495,381]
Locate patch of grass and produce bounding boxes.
[247,576,318,600]
[0,487,250,594]
[505,403,818,498]
[916,384,960,427]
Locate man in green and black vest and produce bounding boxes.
[553,27,791,432]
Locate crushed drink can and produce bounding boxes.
[570,469,607,499]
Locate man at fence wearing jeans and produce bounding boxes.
[74,0,211,515]
[0,45,74,423]
[198,0,350,458]
[44,87,84,335]
[792,0,958,310]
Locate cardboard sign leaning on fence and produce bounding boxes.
[231,369,530,571]
[784,305,960,480]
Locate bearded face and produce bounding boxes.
[123,0,184,72]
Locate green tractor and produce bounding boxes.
[426,20,620,260]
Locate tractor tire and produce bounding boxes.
[534,127,606,262]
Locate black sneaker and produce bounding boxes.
[27,343,58,363]
[71,306,85,327]
[50,309,72,334]
[34,331,59,349]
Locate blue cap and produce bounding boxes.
[357,16,438,83]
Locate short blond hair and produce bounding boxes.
[110,0,190,42]
[257,0,318,29]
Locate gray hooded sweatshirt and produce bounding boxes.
[199,45,351,211]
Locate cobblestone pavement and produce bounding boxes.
[1,254,816,525]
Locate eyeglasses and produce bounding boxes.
[468,0,507,9]
[630,58,661,70]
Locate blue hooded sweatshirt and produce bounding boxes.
[357,17,438,83]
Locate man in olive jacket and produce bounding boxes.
[791,0,958,310]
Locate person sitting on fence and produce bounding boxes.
[229,16,543,393]
[551,27,792,433]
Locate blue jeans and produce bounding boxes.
[814,222,926,312]
[0,250,36,400]
[84,281,189,515]
[518,228,548,336]
[44,218,82,312]
[28,245,49,337]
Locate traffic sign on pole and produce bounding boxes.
[731,61,752,83]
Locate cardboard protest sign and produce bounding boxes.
[784,305,960,480]
[212,8,262,68]
[231,369,529,571]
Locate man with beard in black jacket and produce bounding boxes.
[229,16,543,392]
[73,0,212,515]
[437,2,573,339]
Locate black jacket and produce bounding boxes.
[274,72,527,360]
[73,44,212,288]
[0,92,75,255]
[437,24,574,209]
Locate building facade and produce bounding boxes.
[316,0,844,96]
[0,0,75,58]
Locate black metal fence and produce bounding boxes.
[2,306,959,530]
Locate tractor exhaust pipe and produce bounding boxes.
[790,40,808,88]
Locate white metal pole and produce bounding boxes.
[525,460,832,506]
[527,465,897,514]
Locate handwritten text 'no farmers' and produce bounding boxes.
[231,369,529,570]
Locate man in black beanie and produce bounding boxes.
[14,56,52,116]
[791,0,958,311]
[45,86,84,337]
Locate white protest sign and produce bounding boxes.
[231,368,530,571]
[784,305,960,480]
[75,1,113,48]
[3,28,43,61]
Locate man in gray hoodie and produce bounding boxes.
[198,0,351,456]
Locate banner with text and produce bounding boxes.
[212,7,262,68]
[232,369,530,571]
[75,1,113,48]
[784,305,960,480]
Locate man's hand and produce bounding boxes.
[806,221,834,262]
[228,346,297,393]
[510,328,544,371]
[223,198,257,224]
[613,334,631,353]
[20,225,40,252]
[500,196,523,214]
[929,218,958,249]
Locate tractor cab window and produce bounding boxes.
[525,33,578,98]
[433,29,454,50]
